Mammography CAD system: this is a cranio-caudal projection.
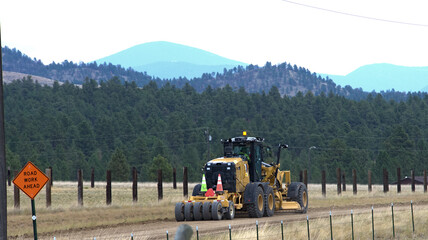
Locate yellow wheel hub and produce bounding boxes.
[302,191,307,207]
[257,194,263,211]
[268,194,273,210]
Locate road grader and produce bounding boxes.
[175,132,308,221]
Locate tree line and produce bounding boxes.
[4,77,428,183]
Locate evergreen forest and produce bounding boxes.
[4,77,428,184]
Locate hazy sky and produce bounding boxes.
[1,0,427,75]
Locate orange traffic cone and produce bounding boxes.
[216,174,224,192]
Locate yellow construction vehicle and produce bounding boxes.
[175,132,308,221]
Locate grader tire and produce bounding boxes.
[202,202,212,220]
[184,202,194,221]
[211,201,223,220]
[193,202,203,221]
[225,201,235,220]
[289,182,308,213]
[175,202,185,221]
[297,184,308,213]
[264,186,275,217]
[248,186,264,218]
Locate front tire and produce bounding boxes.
[297,184,308,213]
[289,182,308,213]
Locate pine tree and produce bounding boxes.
[107,148,130,181]
[149,154,172,181]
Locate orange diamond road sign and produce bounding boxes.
[13,161,49,199]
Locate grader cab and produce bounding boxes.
[175,133,308,221]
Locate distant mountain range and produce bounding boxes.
[2,45,360,99]
[94,41,247,79]
[320,64,428,93]
[1,43,426,102]
[95,41,427,93]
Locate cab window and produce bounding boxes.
[254,144,262,181]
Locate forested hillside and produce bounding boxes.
[3,46,424,102]
[4,77,428,184]
[2,46,156,86]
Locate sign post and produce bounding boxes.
[13,162,49,240]
[31,199,37,238]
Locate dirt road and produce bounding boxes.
[29,202,420,240]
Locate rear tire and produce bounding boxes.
[175,202,185,221]
[184,202,194,221]
[202,202,212,220]
[211,201,223,220]
[248,186,264,218]
[193,202,203,221]
[264,186,275,217]
[225,201,235,220]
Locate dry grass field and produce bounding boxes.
[7,181,194,238]
[210,207,428,240]
[3,71,59,86]
[6,182,428,239]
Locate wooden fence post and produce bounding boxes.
[173,168,177,189]
[303,169,308,188]
[397,168,401,193]
[342,173,346,192]
[336,168,341,195]
[106,170,112,205]
[77,169,83,206]
[46,168,52,208]
[368,170,372,192]
[321,170,326,197]
[49,166,53,186]
[7,167,10,186]
[352,169,357,195]
[158,169,163,201]
[424,170,427,193]
[91,168,95,188]
[183,167,188,197]
[386,169,389,192]
[411,170,415,192]
[14,171,20,209]
[383,169,389,193]
[132,167,138,202]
